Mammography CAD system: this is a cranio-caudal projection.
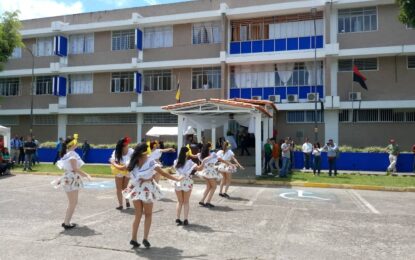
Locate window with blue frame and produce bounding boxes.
[230,12,324,54]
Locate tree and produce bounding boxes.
[397,0,415,27]
[0,11,23,71]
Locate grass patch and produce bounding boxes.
[257,172,415,188]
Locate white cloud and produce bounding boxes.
[0,0,84,20]
[143,0,160,5]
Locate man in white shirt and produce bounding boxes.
[302,138,313,170]
[278,138,291,178]
[322,139,339,176]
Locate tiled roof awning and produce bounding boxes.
[161,98,277,118]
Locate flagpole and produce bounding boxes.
[351,58,354,123]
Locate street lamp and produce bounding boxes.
[24,46,35,138]
[311,7,318,143]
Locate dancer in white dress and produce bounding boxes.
[197,143,233,208]
[52,134,92,230]
[172,146,204,226]
[109,137,134,210]
[217,141,244,199]
[123,143,182,249]
[148,140,175,182]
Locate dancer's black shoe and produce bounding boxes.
[224,193,230,199]
[183,219,189,226]
[116,206,123,210]
[205,203,215,208]
[130,240,140,248]
[143,239,151,248]
[175,219,183,226]
[198,202,206,207]
[219,193,225,197]
[61,223,76,230]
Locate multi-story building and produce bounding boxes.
[0,0,414,149]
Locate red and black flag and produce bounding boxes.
[353,65,368,90]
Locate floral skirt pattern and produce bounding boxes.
[217,163,237,174]
[197,164,222,181]
[122,180,163,203]
[171,176,194,192]
[52,172,83,192]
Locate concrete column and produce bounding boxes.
[211,127,216,146]
[330,58,338,96]
[324,110,339,144]
[136,113,143,143]
[221,62,227,99]
[197,127,202,144]
[223,121,229,137]
[263,118,269,142]
[268,117,274,138]
[57,114,67,139]
[329,4,338,45]
[177,115,184,149]
[254,113,262,176]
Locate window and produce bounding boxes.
[408,56,415,69]
[340,109,415,123]
[11,47,21,59]
[286,111,324,123]
[192,22,221,44]
[112,30,135,51]
[0,116,19,126]
[69,74,93,94]
[192,67,221,89]
[143,26,173,49]
[338,7,377,33]
[0,78,20,96]
[69,33,94,54]
[36,37,53,56]
[111,72,134,93]
[144,70,173,91]
[231,12,324,42]
[338,58,378,71]
[68,114,136,125]
[34,115,57,125]
[143,113,178,124]
[35,76,53,95]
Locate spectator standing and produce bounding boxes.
[279,138,291,178]
[82,140,91,162]
[263,139,273,175]
[53,138,64,165]
[23,136,36,171]
[322,139,338,177]
[302,138,313,170]
[10,135,21,163]
[18,137,25,165]
[386,139,400,175]
[312,143,322,176]
[239,131,251,156]
[32,137,40,165]
[269,138,280,174]
[288,137,295,172]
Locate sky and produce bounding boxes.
[0,0,190,20]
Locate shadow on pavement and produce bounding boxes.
[182,223,215,233]
[60,225,102,237]
[134,246,207,260]
[226,196,249,202]
[121,208,164,215]
[159,198,175,203]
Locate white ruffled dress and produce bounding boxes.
[172,159,197,192]
[110,148,134,177]
[122,159,163,203]
[196,153,222,181]
[52,151,85,192]
[216,149,237,174]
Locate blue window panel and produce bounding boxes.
[263,87,275,100]
[241,41,252,53]
[230,42,241,54]
[53,76,67,97]
[299,37,311,50]
[135,29,143,50]
[317,85,324,97]
[287,87,299,95]
[252,40,263,53]
[252,87,263,97]
[230,88,241,99]
[299,86,311,99]
[263,40,274,52]
[54,36,68,57]
[135,72,142,93]
[287,38,299,50]
[275,39,286,51]
[311,35,324,49]
[241,88,252,99]
[275,87,287,99]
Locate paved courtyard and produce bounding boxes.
[1,174,414,260]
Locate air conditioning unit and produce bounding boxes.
[268,95,281,103]
[349,92,362,101]
[252,96,262,100]
[307,93,319,102]
[287,94,298,103]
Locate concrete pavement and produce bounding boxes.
[0,174,414,259]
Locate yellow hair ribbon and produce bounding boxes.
[146,141,152,155]
[67,133,78,148]
[186,144,193,156]
[226,141,231,148]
